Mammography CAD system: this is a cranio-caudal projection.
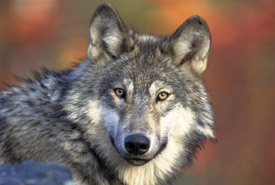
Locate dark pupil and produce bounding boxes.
[117,89,123,95]
[160,92,167,97]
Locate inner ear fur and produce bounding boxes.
[87,3,131,62]
[169,15,211,75]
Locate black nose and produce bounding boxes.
[125,134,150,155]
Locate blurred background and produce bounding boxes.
[0,0,274,184]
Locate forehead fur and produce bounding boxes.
[105,58,180,92]
[99,32,180,82]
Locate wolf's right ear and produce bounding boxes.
[87,3,130,63]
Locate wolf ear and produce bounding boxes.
[87,3,130,62]
[168,15,211,75]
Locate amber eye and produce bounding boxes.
[157,91,169,101]
[114,88,125,98]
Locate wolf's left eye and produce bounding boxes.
[114,88,126,99]
[157,92,170,101]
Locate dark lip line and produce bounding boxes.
[149,140,168,160]
[125,158,149,161]
[110,136,168,163]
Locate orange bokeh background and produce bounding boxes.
[0,0,274,184]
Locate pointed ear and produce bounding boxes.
[87,3,130,62]
[169,15,211,75]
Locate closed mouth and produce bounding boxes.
[124,141,167,166]
[125,158,149,166]
[110,136,168,166]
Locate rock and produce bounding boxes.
[0,160,74,185]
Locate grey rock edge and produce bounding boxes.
[0,160,74,185]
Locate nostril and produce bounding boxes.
[139,144,148,150]
[126,143,133,148]
[125,142,135,151]
[125,134,150,155]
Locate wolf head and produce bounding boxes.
[70,3,215,169]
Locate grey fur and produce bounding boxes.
[0,3,216,185]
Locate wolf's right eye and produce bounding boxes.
[157,91,170,101]
[114,88,126,99]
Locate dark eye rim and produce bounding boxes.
[114,88,126,99]
[156,91,170,101]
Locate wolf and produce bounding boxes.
[0,3,216,185]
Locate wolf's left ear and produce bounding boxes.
[168,15,211,75]
[87,3,130,62]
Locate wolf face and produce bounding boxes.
[81,3,216,168]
